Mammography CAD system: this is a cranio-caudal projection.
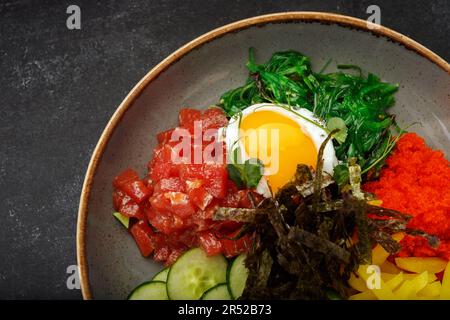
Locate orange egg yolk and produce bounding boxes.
[240,110,317,193]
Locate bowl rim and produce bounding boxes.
[76,11,450,300]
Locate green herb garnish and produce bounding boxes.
[227,158,264,189]
[326,117,348,144]
[332,164,350,188]
[227,146,264,189]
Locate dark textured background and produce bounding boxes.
[0,0,449,300]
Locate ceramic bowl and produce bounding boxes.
[77,12,450,299]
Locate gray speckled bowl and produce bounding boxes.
[77,12,450,299]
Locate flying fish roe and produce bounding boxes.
[364,133,450,260]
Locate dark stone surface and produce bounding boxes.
[0,0,448,299]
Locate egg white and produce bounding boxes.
[224,103,338,179]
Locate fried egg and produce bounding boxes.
[225,103,338,194]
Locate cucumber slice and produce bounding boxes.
[227,254,248,299]
[127,281,169,300]
[113,211,129,228]
[152,268,169,282]
[167,248,228,300]
[200,283,231,300]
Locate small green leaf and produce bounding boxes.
[227,163,244,188]
[227,158,263,189]
[244,159,263,188]
[113,211,130,228]
[327,117,348,144]
[333,164,349,188]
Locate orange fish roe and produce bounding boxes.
[363,132,450,260]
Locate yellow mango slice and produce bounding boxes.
[367,199,383,206]
[418,281,441,298]
[440,261,450,300]
[391,233,405,242]
[380,260,402,274]
[372,233,405,267]
[382,272,436,283]
[395,257,447,274]
[372,246,390,267]
[385,272,404,291]
[348,273,368,292]
[394,271,428,300]
[381,273,396,282]
[349,290,376,300]
[357,265,395,300]
[404,273,437,283]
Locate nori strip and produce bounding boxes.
[312,130,338,212]
[288,227,351,263]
